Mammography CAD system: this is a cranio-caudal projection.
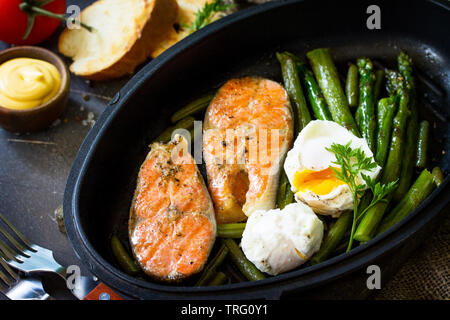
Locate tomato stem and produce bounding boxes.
[19,1,94,40]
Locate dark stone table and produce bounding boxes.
[0,0,131,295]
[0,0,448,300]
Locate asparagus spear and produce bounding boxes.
[379,72,411,185]
[222,239,266,281]
[310,211,352,264]
[306,48,360,136]
[393,52,419,201]
[354,71,410,242]
[415,120,430,168]
[375,96,398,167]
[154,116,196,143]
[296,61,333,121]
[355,58,377,152]
[170,94,214,123]
[373,69,385,101]
[398,51,415,93]
[360,68,384,149]
[431,167,444,187]
[376,169,435,235]
[195,244,229,286]
[277,52,312,132]
[276,170,294,209]
[206,271,228,286]
[276,52,308,208]
[217,223,246,238]
[111,236,141,276]
[345,63,359,107]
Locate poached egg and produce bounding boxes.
[241,202,324,275]
[284,120,381,217]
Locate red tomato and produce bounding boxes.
[0,0,67,45]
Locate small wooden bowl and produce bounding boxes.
[0,46,70,133]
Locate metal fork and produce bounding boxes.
[0,212,100,299]
[0,257,51,300]
[0,212,67,279]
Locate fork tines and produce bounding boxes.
[0,256,17,290]
[0,213,35,282]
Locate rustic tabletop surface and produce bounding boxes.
[0,0,448,300]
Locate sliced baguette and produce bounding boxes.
[151,0,224,58]
[58,0,178,80]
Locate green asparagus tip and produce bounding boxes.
[432,167,444,187]
[356,58,374,71]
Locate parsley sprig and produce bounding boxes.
[326,142,398,252]
[186,0,234,33]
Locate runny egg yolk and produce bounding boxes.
[293,167,345,196]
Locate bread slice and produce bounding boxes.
[58,0,178,80]
[151,0,226,58]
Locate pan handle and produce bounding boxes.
[83,283,124,300]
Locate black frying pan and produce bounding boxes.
[63,0,450,299]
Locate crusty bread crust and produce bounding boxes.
[151,0,217,58]
[58,0,178,80]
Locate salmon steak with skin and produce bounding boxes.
[129,134,216,282]
[203,77,294,224]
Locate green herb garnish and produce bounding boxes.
[326,142,398,252]
[186,0,234,33]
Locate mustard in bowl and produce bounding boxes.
[0,46,69,133]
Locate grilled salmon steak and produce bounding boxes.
[203,77,294,224]
[129,134,216,282]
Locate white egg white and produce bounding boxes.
[240,202,324,276]
[284,120,381,217]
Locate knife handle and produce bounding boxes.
[83,283,124,300]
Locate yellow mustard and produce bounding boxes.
[0,58,61,110]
